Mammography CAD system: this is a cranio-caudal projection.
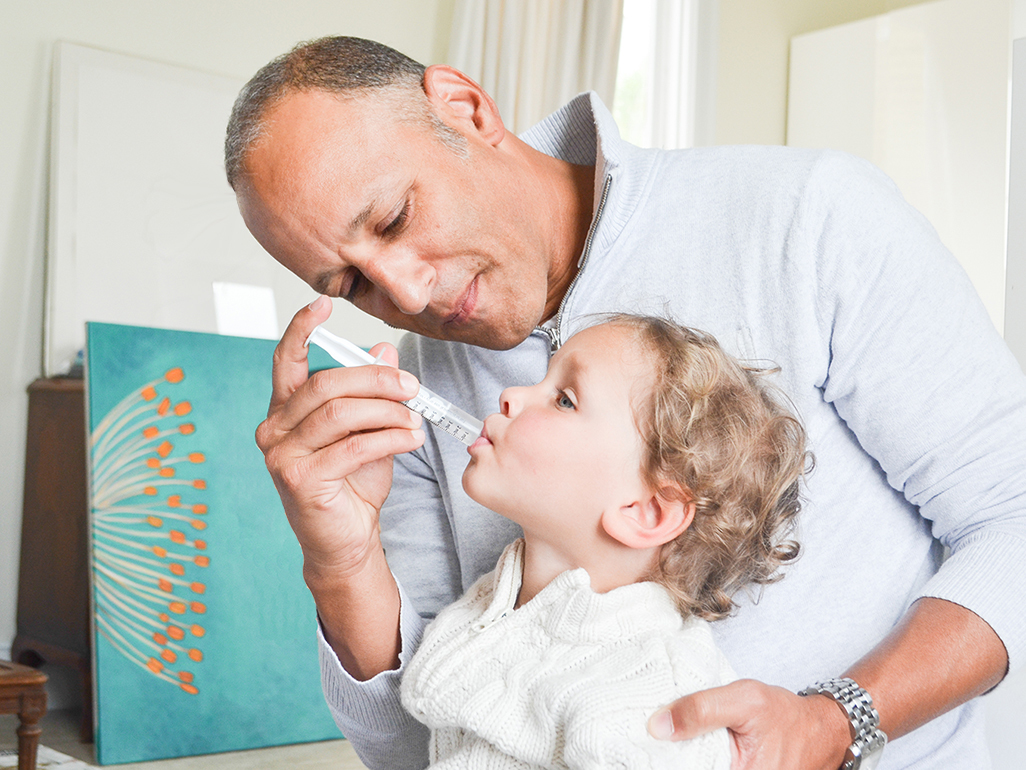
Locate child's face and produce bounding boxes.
[463,323,653,540]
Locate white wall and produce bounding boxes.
[714,0,930,145]
[0,0,455,675]
[786,0,1011,333]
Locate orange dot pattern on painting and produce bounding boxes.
[90,366,211,695]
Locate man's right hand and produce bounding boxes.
[255,295,425,678]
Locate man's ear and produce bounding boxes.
[423,64,506,146]
[601,487,695,550]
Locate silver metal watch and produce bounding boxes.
[798,677,887,770]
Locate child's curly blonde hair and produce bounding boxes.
[607,315,808,622]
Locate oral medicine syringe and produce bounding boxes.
[307,325,484,446]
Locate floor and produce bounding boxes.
[0,709,369,769]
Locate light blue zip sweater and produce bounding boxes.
[319,94,1026,770]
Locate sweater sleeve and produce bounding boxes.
[318,576,430,770]
[316,425,456,770]
[803,152,1026,670]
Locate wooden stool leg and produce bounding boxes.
[17,691,47,770]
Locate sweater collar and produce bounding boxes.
[482,539,687,644]
[519,91,624,220]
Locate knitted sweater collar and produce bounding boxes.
[476,539,686,645]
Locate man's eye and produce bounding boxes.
[343,270,366,302]
[382,201,410,237]
[556,392,575,410]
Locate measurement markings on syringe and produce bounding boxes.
[403,399,473,442]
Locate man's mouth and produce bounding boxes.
[444,276,478,326]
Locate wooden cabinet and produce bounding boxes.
[12,378,92,741]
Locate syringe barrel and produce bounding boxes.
[404,385,483,446]
[307,325,483,446]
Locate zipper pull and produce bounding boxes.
[542,325,560,352]
[471,610,509,634]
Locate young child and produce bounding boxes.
[400,314,808,768]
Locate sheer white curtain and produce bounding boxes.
[447,0,625,134]
[615,0,717,149]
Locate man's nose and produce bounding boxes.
[364,250,435,315]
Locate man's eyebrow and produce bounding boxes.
[348,199,376,234]
[313,271,334,295]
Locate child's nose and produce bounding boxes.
[499,386,524,417]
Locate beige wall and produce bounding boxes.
[0,0,455,664]
[715,0,931,145]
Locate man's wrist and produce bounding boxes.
[799,678,888,770]
[797,685,856,770]
[305,546,402,681]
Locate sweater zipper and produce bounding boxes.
[535,173,613,353]
[471,610,509,634]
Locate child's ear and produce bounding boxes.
[422,64,506,146]
[601,486,696,550]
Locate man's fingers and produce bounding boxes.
[269,296,333,413]
[272,394,423,460]
[648,680,763,741]
[368,341,400,368]
[312,424,426,483]
[263,359,420,444]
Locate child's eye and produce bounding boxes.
[556,392,575,410]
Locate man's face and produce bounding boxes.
[236,89,554,350]
[463,323,653,542]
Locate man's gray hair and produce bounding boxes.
[224,36,465,189]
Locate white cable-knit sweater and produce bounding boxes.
[400,540,736,769]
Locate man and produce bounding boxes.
[227,37,1023,769]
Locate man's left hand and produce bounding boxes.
[647,679,850,769]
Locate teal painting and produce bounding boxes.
[86,322,342,764]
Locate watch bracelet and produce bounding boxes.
[798,677,887,769]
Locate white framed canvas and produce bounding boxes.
[46,41,397,377]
